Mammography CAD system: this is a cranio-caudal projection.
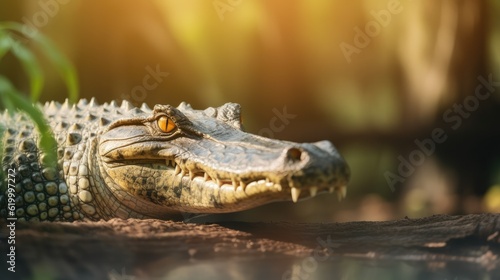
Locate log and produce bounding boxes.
[1,213,499,279]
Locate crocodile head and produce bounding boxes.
[98,102,350,217]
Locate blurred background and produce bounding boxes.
[1,0,500,222]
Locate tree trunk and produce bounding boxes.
[1,214,499,279]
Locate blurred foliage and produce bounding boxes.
[0,21,78,166]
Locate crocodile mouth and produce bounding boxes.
[161,158,347,202]
[111,155,348,205]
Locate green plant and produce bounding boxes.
[0,21,79,166]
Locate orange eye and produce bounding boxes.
[157,116,176,133]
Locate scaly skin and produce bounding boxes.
[0,99,350,221]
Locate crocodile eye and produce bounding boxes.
[157,116,176,133]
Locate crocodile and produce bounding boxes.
[0,99,350,221]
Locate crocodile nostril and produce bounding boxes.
[286,148,303,162]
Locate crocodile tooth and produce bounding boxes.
[216,179,222,187]
[334,186,347,201]
[339,185,347,199]
[109,100,118,108]
[232,180,238,190]
[309,187,318,198]
[180,169,186,177]
[240,181,247,190]
[204,173,210,181]
[336,189,343,202]
[189,170,195,180]
[174,165,181,175]
[329,187,335,194]
[291,188,301,203]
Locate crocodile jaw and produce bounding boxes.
[102,162,348,215]
[102,151,348,214]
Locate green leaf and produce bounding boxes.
[0,21,76,167]
[0,21,79,103]
[0,75,16,111]
[0,124,4,169]
[32,33,79,103]
[10,39,44,102]
[0,30,12,60]
[0,75,13,163]
[0,76,57,167]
